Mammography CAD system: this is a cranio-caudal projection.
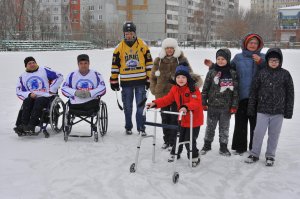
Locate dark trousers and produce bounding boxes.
[231,99,256,152]
[171,126,200,159]
[69,99,99,111]
[161,102,178,146]
[21,97,51,126]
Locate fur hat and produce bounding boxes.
[159,38,181,58]
[77,54,89,63]
[24,56,36,67]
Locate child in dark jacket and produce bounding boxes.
[201,48,239,156]
[147,65,204,167]
[245,48,294,166]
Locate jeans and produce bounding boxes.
[121,85,146,132]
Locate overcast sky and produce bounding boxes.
[239,0,251,10]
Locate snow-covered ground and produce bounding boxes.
[0,48,299,199]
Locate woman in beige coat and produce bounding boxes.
[150,38,202,150]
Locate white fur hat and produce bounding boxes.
[159,38,181,59]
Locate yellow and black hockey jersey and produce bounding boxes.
[110,38,153,87]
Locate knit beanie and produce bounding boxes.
[24,56,36,67]
[216,48,231,64]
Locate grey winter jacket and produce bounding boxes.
[248,48,294,119]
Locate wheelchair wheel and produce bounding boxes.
[49,96,65,133]
[97,101,108,136]
[63,104,72,142]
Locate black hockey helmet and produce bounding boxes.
[123,21,136,33]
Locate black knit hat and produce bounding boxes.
[216,48,231,64]
[77,54,89,63]
[175,64,191,80]
[267,51,280,60]
[24,56,36,67]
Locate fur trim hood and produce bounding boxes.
[159,38,182,59]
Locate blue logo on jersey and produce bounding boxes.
[126,59,139,69]
[76,79,94,90]
[26,76,46,91]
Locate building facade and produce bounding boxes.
[276,5,300,42]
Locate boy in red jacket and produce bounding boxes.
[147,64,204,167]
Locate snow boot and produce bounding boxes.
[200,140,211,155]
[192,157,201,167]
[125,129,132,135]
[219,143,231,157]
[245,155,259,164]
[168,154,181,162]
[161,143,169,149]
[265,157,275,167]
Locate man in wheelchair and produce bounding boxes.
[61,54,106,140]
[14,56,63,136]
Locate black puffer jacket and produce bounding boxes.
[248,48,294,119]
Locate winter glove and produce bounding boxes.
[203,106,208,111]
[230,107,237,114]
[145,81,150,90]
[75,90,91,98]
[110,77,120,91]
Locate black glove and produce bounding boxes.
[110,77,120,91]
[145,81,150,90]
[110,82,120,91]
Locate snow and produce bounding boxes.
[0,47,299,199]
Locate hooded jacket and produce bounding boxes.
[231,33,265,100]
[202,48,239,109]
[248,48,294,119]
[154,85,204,127]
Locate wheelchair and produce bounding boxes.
[14,95,65,138]
[63,99,108,142]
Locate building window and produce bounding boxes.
[54,7,58,12]
[89,6,94,11]
[99,5,102,10]
[89,15,94,20]
[98,15,102,20]
[71,0,77,4]
[54,16,59,21]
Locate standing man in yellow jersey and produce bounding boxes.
[110,21,153,135]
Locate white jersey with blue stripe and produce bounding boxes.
[62,69,106,104]
[16,66,63,100]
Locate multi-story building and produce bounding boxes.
[276,5,300,42]
[251,0,300,18]
[19,0,239,42]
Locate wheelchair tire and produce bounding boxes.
[94,132,98,142]
[98,101,108,136]
[50,96,65,133]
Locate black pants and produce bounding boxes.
[171,126,200,159]
[69,99,99,112]
[231,99,256,152]
[161,102,178,146]
[21,97,51,126]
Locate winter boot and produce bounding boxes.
[161,143,169,149]
[139,130,147,136]
[219,143,231,157]
[192,157,201,167]
[168,153,181,162]
[125,129,132,135]
[245,155,259,164]
[23,125,36,135]
[265,157,275,167]
[200,140,212,155]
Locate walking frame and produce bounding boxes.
[129,107,194,184]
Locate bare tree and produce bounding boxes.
[215,8,248,42]
[245,10,276,42]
